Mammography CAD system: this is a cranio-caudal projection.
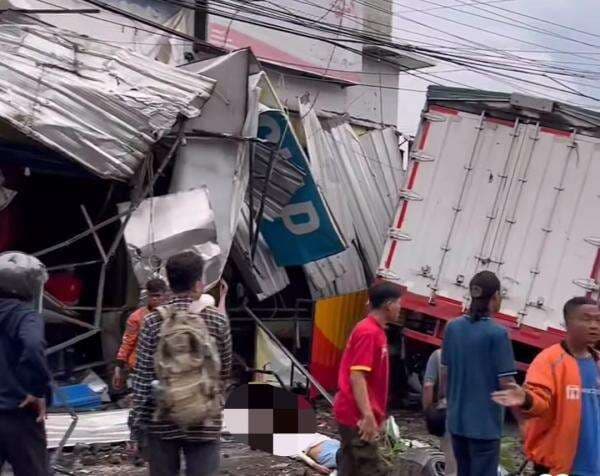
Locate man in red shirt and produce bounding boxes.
[334,282,403,476]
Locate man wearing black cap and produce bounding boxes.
[441,271,517,476]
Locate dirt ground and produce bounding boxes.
[10,404,525,475]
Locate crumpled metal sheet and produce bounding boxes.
[300,98,404,298]
[304,247,367,299]
[119,187,221,289]
[170,50,258,287]
[231,203,290,301]
[0,24,214,180]
[46,409,130,449]
[250,142,306,221]
[4,0,196,66]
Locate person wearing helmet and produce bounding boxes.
[0,251,52,476]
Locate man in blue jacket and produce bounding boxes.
[0,252,52,476]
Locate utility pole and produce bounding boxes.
[194,0,208,49]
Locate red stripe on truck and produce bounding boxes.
[429,105,460,116]
[385,121,431,268]
[385,241,397,269]
[417,121,431,150]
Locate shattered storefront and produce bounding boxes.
[0,23,407,406]
[0,24,214,371]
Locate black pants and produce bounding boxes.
[338,425,390,476]
[451,434,500,476]
[0,410,48,476]
[146,434,220,476]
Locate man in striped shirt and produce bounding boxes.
[131,251,232,476]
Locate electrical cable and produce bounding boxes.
[39,0,600,105]
[173,0,600,80]
[482,2,600,41]
[352,0,600,67]
[158,0,600,101]
[412,0,600,51]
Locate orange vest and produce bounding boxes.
[523,343,595,474]
[116,307,149,370]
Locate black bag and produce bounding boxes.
[424,404,446,437]
[424,349,446,437]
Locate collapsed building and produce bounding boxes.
[0,1,433,408]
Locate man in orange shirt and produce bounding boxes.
[113,278,168,390]
[493,297,600,475]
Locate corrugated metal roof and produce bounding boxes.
[427,86,600,137]
[300,96,405,298]
[0,24,215,180]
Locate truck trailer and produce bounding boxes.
[379,86,600,370]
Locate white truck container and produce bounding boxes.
[380,87,600,367]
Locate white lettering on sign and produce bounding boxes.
[260,115,281,143]
[566,385,581,400]
[281,202,320,235]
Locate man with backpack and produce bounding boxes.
[131,251,232,476]
[0,252,52,476]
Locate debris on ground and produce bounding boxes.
[41,404,529,475]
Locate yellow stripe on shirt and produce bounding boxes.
[350,365,372,372]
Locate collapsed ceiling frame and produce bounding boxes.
[36,121,187,356]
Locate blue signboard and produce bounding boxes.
[257,110,345,266]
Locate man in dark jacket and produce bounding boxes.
[0,251,52,476]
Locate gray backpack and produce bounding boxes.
[154,304,222,428]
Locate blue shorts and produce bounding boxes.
[316,439,341,469]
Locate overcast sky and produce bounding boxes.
[393,0,600,133]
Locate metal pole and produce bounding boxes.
[94,121,187,328]
[494,123,540,272]
[46,313,97,330]
[248,141,255,250]
[46,121,187,354]
[519,130,578,324]
[430,112,486,302]
[47,260,102,272]
[251,147,277,261]
[474,118,520,269]
[34,208,137,258]
[193,0,208,45]
[244,305,333,405]
[93,265,107,328]
[80,205,108,263]
[50,383,79,475]
[46,328,101,355]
